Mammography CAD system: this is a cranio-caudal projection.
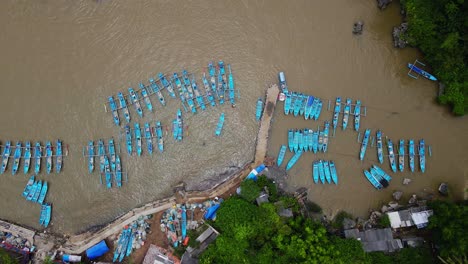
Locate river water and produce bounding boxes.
[0,1,466,234]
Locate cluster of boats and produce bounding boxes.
[0,140,63,175]
[287,122,331,154]
[363,165,392,190]
[22,175,51,227]
[161,205,188,248]
[87,139,125,189]
[123,122,165,156]
[331,97,363,132]
[312,160,338,184]
[112,224,136,262]
[107,61,237,126]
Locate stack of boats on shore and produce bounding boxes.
[112,217,151,263]
[0,140,64,175]
[22,175,52,228]
[107,61,237,126]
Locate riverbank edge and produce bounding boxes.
[1,84,280,260]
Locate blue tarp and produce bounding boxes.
[204,204,220,220]
[86,240,109,260]
[245,164,266,181]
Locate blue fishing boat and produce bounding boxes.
[286,150,303,171]
[158,73,176,98]
[398,139,405,172]
[407,63,437,81]
[307,129,314,152]
[293,130,300,153]
[32,180,42,203]
[289,92,297,115]
[117,92,131,123]
[278,72,289,94]
[128,88,143,117]
[332,97,341,131]
[284,92,292,115]
[55,140,63,173]
[26,181,39,201]
[37,181,48,204]
[364,170,382,189]
[372,165,392,182]
[88,141,94,174]
[22,175,35,197]
[408,139,415,172]
[134,123,142,156]
[43,204,52,228]
[117,229,131,262]
[228,64,235,105]
[288,130,294,152]
[34,142,41,174]
[419,139,425,173]
[172,73,187,108]
[115,155,122,188]
[376,130,384,164]
[313,99,323,120]
[191,75,206,110]
[113,229,129,262]
[217,67,225,105]
[123,127,131,156]
[149,78,166,106]
[139,84,154,112]
[354,100,361,131]
[323,161,332,184]
[293,93,303,117]
[126,230,135,257]
[181,206,187,239]
[304,96,314,120]
[297,130,304,151]
[342,98,352,130]
[23,141,31,174]
[0,140,10,173]
[299,94,307,116]
[312,161,319,183]
[329,161,338,184]
[370,168,388,188]
[108,138,116,172]
[318,131,324,151]
[108,96,120,126]
[104,155,112,188]
[255,98,263,121]
[219,61,228,103]
[156,121,164,152]
[215,113,225,136]
[277,145,287,166]
[387,139,397,172]
[144,123,153,155]
[177,109,183,141]
[182,71,197,113]
[302,129,309,152]
[318,160,326,184]
[309,97,318,119]
[11,142,22,175]
[208,62,219,101]
[312,130,319,153]
[202,73,216,107]
[359,129,371,160]
[322,121,330,153]
[98,139,106,173]
[39,204,47,226]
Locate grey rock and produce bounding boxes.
[381,205,389,213]
[393,191,403,201]
[393,23,409,48]
[403,178,412,185]
[438,183,449,196]
[377,0,392,9]
[353,21,364,34]
[408,194,417,204]
[388,201,399,209]
[342,218,356,230]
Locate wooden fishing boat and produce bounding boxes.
[23,141,31,174]
[329,161,338,184]
[113,228,128,262]
[286,150,303,171]
[125,229,135,257]
[278,72,289,94]
[277,145,287,166]
[342,98,352,130]
[323,161,332,184]
[293,130,300,153]
[297,130,304,152]
[332,97,341,131]
[288,129,294,152]
[98,139,106,173]
[299,94,307,116]
[364,170,382,189]
[22,175,35,197]
[55,140,63,173]
[304,96,314,120]
[302,129,309,152]
[172,73,188,107]
[313,99,323,120]
[228,64,235,105]
[125,126,132,155]
[139,83,154,112]
[219,61,228,104]
[255,98,263,121]
[312,161,319,184]
[182,70,197,113]
[117,92,131,123]
[398,139,405,172]
[359,129,371,160]
[408,139,415,172]
[318,131,324,151]
[26,181,39,201]
[108,138,116,171]
[34,142,42,174]
[202,73,216,107]
[293,93,303,117]
[309,97,318,119]
[191,75,206,110]
[149,78,166,106]
[11,142,22,175]
[370,167,388,188]
[181,206,187,240]
[0,150,10,174]
[115,155,122,188]
[322,121,330,153]
[308,129,314,152]
[88,141,94,174]
[177,109,183,142]
[376,130,384,164]
[144,123,153,155]
[43,203,52,228]
[39,204,47,226]
[407,63,437,81]
[284,92,292,115]
[217,67,225,105]
[372,165,392,182]
[158,73,176,98]
[318,160,326,184]
[128,87,143,117]
[32,180,42,203]
[354,100,361,131]
[419,139,425,173]
[37,181,48,204]
[215,113,225,136]
[156,121,164,152]
[208,62,219,101]
[104,155,112,188]
[134,123,142,156]
[387,139,397,172]
[108,96,120,126]
[312,130,319,154]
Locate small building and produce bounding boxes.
[344,228,403,253]
[256,192,269,205]
[143,244,180,264]
[387,207,433,229]
[182,226,219,264]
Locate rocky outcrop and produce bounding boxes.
[393,23,409,48]
[393,191,403,201]
[353,21,364,34]
[377,0,393,10]
[403,178,412,185]
[438,183,449,196]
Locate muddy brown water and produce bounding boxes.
[0,0,466,234]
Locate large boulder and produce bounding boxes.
[408,194,417,204]
[393,191,403,201]
[438,183,449,196]
[342,218,357,230]
[353,21,364,34]
[403,178,412,185]
[377,0,392,10]
[393,23,409,48]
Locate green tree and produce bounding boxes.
[0,249,18,264]
[239,179,262,203]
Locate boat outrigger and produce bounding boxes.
[1,141,11,174]
[117,92,131,123]
[277,145,287,166]
[108,96,120,126]
[88,141,94,174]
[11,142,22,175]
[408,139,415,172]
[215,113,225,136]
[359,129,371,161]
[34,142,42,174]
[158,72,176,98]
[55,140,63,173]
[156,121,164,152]
[128,88,143,117]
[23,141,31,174]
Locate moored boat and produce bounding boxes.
[408,139,415,172]
[387,139,397,172]
[115,155,122,188]
[293,93,303,117]
[332,97,341,131]
[255,98,263,121]
[304,96,314,120]
[144,123,153,155]
[34,142,42,174]
[372,165,392,182]
[329,161,338,184]
[364,170,382,189]
[277,145,287,166]
[149,78,166,106]
[134,123,143,156]
[359,129,371,160]
[419,139,426,173]
[32,180,42,203]
[108,138,116,172]
[208,62,219,101]
[44,141,52,168]
[398,139,405,172]
[176,109,183,142]
[104,155,112,188]
[108,96,120,126]
[191,75,206,110]
[181,206,187,239]
[11,142,22,175]
[370,167,388,188]
[22,175,35,197]
[182,70,197,113]
[219,61,228,104]
[98,139,106,173]
[125,126,132,155]
[323,161,332,184]
[39,204,47,226]
[202,73,216,107]
[117,92,131,123]
[227,64,235,105]
[312,161,319,183]
[354,100,361,131]
[37,181,48,204]
[302,129,309,152]
[307,129,314,152]
[217,67,225,105]
[313,99,323,120]
[318,160,326,184]
[278,72,289,94]
[284,92,292,115]
[43,203,52,228]
[376,130,384,164]
[407,63,437,81]
[318,131,324,151]
[139,83,154,112]
[288,130,294,152]
[215,113,225,136]
[55,140,63,173]
[128,87,143,117]
[88,141,94,174]
[23,141,31,174]
[299,94,307,116]
[342,98,352,130]
[312,130,319,153]
[158,72,176,98]
[26,181,39,201]
[286,150,303,171]
[293,130,300,153]
[156,121,164,152]
[172,73,187,107]
[113,228,129,262]
[322,121,330,153]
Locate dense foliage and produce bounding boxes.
[402,0,468,115]
[428,200,467,259]
[0,249,18,264]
